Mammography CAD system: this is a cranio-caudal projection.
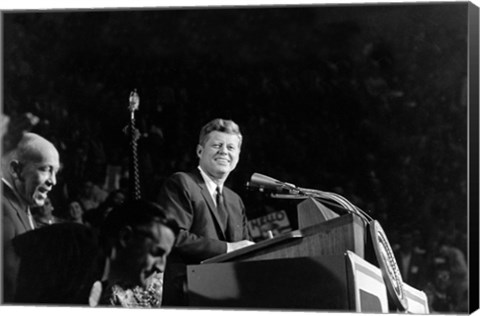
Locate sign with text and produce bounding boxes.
[248,210,291,241]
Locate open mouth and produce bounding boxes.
[35,188,50,200]
[38,187,50,194]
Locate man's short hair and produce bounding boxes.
[100,199,179,252]
[198,118,243,148]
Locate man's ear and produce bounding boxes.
[118,226,134,248]
[196,145,203,159]
[9,160,23,181]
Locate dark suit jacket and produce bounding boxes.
[157,170,251,306]
[158,169,250,264]
[394,248,426,289]
[2,180,34,302]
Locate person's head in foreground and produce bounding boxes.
[101,199,179,288]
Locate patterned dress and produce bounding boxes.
[94,272,164,308]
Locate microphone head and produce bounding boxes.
[248,173,284,191]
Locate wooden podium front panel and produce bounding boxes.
[187,255,350,310]
[204,214,366,264]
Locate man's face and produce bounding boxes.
[15,148,60,207]
[68,201,84,220]
[197,131,241,180]
[118,223,176,287]
[82,181,94,196]
[435,269,451,290]
[112,191,125,206]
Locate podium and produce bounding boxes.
[188,251,389,311]
[183,198,382,311]
[182,198,428,312]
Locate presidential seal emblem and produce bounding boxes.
[369,220,408,311]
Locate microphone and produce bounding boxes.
[246,173,373,224]
[247,173,299,194]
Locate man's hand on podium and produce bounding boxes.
[227,240,255,253]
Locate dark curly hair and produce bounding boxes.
[100,199,180,253]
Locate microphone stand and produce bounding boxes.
[259,179,373,224]
[128,89,141,201]
[297,187,373,224]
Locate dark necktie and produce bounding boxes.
[216,186,228,228]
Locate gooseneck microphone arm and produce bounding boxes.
[247,173,373,224]
[295,186,373,223]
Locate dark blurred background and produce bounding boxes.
[2,3,471,312]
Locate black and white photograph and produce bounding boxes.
[1,0,479,314]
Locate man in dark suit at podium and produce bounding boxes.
[158,118,254,305]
